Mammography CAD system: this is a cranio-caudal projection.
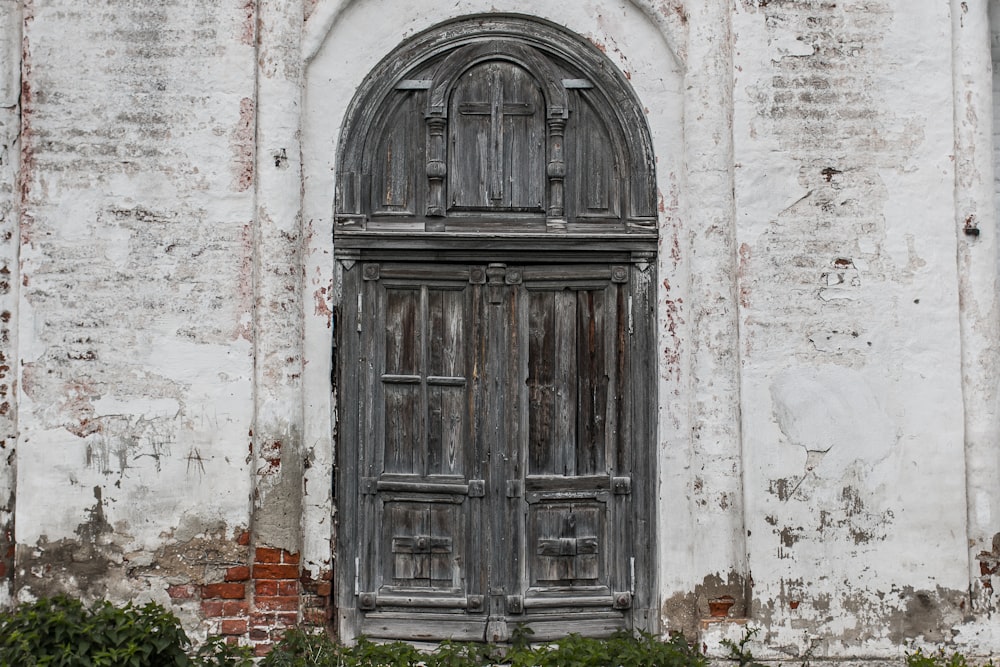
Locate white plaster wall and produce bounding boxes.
[6,0,1000,657]
[730,0,972,657]
[14,0,257,611]
[0,0,19,610]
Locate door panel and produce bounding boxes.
[350,259,640,641]
[358,264,486,639]
[509,265,630,631]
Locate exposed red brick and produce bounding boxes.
[222,600,250,616]
[303,608,326,625]
[249,628,269,641]
[302,595,326,610]
[255,580,278,596]
[220,619,248,635]
[255,644,273,657]
[225,566,251,582]
[202,583,246,599]
[237,531,251,546]
[282,551,300,565]
[316,582,331,597]
[256,579,296,596]
[253,563,298,580]
[275,612,298,627]
[255,596,298,612]
[250,612,274,626]
[201,600,225,618]
[255,547,282,564]
[167,584,195,599]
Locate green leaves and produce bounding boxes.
[0,596,252,667]
[259,628,708,667]
[908,648,996,667]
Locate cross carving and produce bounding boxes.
[457,65,536,203]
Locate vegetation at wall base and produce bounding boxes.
[0,595,253,667]
[907,649,997,667]
[259,628,708,667]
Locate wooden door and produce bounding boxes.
[503,264,635,641]
[353,262,488,640]
[334,17,660,644]
[341,257,646,642]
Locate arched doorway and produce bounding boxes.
[333,15,658,643]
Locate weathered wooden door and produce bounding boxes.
[339,256,649,641]
[334,17,658,643]
[353,262,489,640]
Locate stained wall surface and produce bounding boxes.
[3,0,1000,659]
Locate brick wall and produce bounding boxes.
[164,530,332,656]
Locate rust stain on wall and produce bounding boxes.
[240,0,255,46]
[231,97,255,192]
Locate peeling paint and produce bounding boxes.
[232,97,255,192]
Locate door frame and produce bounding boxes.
[334,241,658,642]
[327,14,664,642]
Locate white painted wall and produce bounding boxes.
[4,0,1000,657]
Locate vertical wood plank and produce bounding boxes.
[384,385,420,474]
[384,288,419,374]
[552,290,577,476]
[576,289,607,475]
[372,92,419,214]
[528,291,554,474]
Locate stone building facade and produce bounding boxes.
[0,0,999,660]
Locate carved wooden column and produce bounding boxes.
[425,114,447,230]
[546,116,567,232]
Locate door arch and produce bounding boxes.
[334,15,658,643]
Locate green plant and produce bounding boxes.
[907,648,996,667]
[261,628,706,667]
[0,595,252,667]
[721,626,767,667]
[191,635,255,667]
[506,631,706,667]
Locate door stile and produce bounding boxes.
[628,257,656,632]
[358,265,381,610]
[484,263,510,643]
[335,256,363,639]
[610,277,632,618]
